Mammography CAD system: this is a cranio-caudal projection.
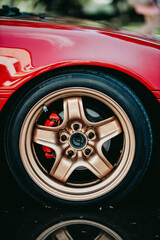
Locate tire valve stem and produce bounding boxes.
[43,105,48,113]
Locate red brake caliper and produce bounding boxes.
[42,112,60,159]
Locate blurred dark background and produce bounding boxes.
[0,0,160,36]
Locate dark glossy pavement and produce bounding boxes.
[0,162,160,240]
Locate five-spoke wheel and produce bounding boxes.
[5,70,152,205]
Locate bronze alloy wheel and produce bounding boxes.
[5,70,152,205]
[19,87,135,201]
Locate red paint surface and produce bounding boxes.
[151,91,160,98]
[0,17,160,110]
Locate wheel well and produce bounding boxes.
[1,65,160,163]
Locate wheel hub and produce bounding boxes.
[70,132,87,150]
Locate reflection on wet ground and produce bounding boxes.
[0,163,160,240]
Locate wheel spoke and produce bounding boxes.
[52,228,73,240]
[33,124,60,150]
[90,116,121,176]
[87,154,113,179]
[63,97,88,123]
[95,116,122,144]
[50,156,75,182]
[94,232,113,240]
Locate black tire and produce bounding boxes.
[4,69,152,206]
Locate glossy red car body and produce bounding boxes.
[0,15,160,206]
[0,16,160,111]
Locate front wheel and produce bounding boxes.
[4,70,152,206]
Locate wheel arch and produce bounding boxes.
[1,65,159,164]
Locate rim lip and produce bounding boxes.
[19,87,135,201]
[36,219,123,240]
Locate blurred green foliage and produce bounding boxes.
[0,0,159,37]
[0,0,134,20]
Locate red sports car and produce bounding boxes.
[0,11,160,206]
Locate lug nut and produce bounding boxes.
[68,150,74,157]
[85,148,91,155]
[61,135,67,142]
[73,124,79,131]
[88,132,94,139]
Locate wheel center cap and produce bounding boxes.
[70,132,86,149]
